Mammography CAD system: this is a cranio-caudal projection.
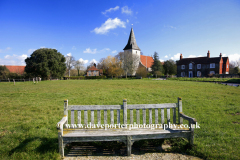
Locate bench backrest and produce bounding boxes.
[64,97,183,126]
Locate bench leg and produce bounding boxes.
[58,131,64,157]
[189,131,194,146]
[127,136,132,156]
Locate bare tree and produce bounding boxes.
[65,55,75,77]
[74,60,85,76]
[122,51,140,78]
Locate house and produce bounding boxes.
[123,28,154,75]
[5,65,25,75]
[176,50,229,77]
[87,63,103,76]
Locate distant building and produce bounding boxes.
[176,51,229,77]
[87,63,103,76]
[5,65,25,75]
[123,28,154,75]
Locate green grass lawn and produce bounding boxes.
[0,79,239,159]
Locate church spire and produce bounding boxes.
[123,27,141,51]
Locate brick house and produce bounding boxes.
[176,51,229,77]
[87,64,103,76]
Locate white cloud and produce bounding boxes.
[164,25,176,29]
[112,50,117,54]
[102,6,119,15]
[0,54,28,65]
[228,53,240,62]
[66,53,72,56]
[197,55,203,57]
[159,59,164,62]
[28,49,36,54]
[0,47,11,53]
[83,48,110,54]
[92,18,126,34]
[121,6,132,15]
[164,55,168,58]
[90,59,97,64]
[72,46,76,50]
[171,53,181,60]
[126,19,129,23]
[78,58,88,64]
[188,55,197,58]
[83,48,97,54]
[40,46,45,48]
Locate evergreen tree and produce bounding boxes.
[25,48,66,79]
[151,52,163,77]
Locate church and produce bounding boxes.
[123,28,154,75]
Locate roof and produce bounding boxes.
[140,55,154,68]
[87,66,99,71]
[123,28,141,51]
[176,56,228,65]
[5,65,25,74]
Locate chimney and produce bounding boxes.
[94,63,96,67]
[220,53,222,58]
[180,54,183,60]
[207,50,210,58]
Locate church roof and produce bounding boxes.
[140,55,154,68]
[123,28,141,51]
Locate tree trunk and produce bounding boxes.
[68,70,70,77]
[78,70,79,76]
[126,72,128,78]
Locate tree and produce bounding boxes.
[0,65,10,79]
[151,52,163,78]
[25,48,66,79]
[163,59,177,76]
[74,60,85,76]
[99,55,123,78]
[136,66,148,78]
[65,55,75,77]
[122,51,140,78]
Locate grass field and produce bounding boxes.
[0,79,239,159]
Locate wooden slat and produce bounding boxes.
[130,109,133,124]
[110,109,114,124]
[127,103,177,109]
[117,109,120,124]
[178,97,183,124]
[97,110,101,125]
[84,110,88,126]
[78,110,81,124]
[167,108,170,124]
[91,110,94,126]
[173,108,176,124]
[68,105,122,110]
[161,108,164,124]
[68,103,177,110]
[143,109,146,124]
[104,110,107,124]
[71,110,74,124]
[149,109,152,124]
[123,99,127,124]
[155,109,158,124]
[136,109,140,124]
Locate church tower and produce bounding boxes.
[123,28,141,75]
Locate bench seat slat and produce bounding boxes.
[69,105,122,110]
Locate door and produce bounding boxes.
[189,71,193,77]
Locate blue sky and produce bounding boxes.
[0,0,240,67]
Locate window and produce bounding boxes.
[189,63,192,69]
[210,71,215,74]
[181,65,185,69]
[181,72,185,77]
[210,63,215,68]
[197,71,201,77]
[197,64,201,69]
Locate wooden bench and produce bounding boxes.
[57,97,197,157]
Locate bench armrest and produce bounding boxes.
[57,116,68,131]
[179,112,197,124]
